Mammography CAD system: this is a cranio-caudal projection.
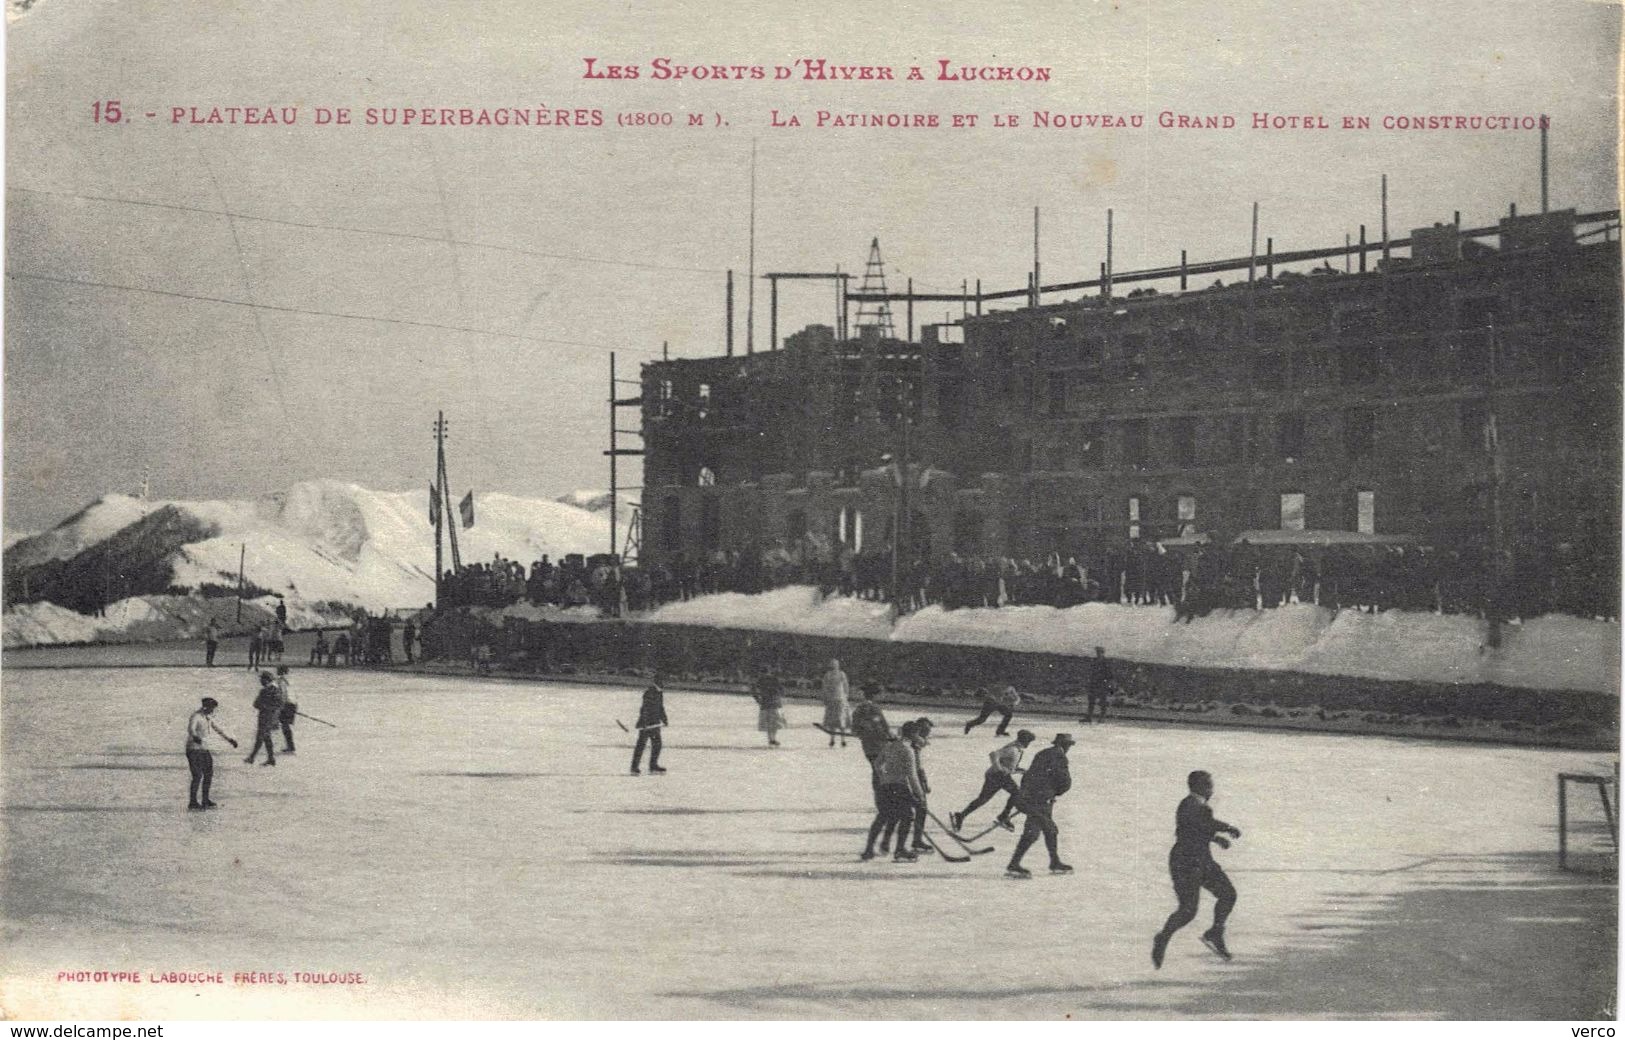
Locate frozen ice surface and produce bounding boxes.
[1,667,1615,1019]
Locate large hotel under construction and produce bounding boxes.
[632,197,1621,600]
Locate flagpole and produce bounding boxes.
[433,412,446,608]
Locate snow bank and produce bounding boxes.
[642,587,1620,695]
[1,594,357,649]
[644,586,896,640]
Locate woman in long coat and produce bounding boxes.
[754,669,787,747]
[820,658,851,748]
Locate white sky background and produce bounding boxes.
[4,0,1619,532]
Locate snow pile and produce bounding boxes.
[641,587,1620,694]
[644,586,897,640]
[4,480,627,646]
[3,494,159,570]
[0,594,356,649]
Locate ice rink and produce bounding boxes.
[2,665,1615,1019]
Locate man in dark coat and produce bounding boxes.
[631,676,669,775]
[1006,733,1075,878]
[1083,647,1115,723]
[849,684,892,780]
[245,672,282,766]
[1152,770,1242,967]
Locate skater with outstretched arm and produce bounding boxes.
[820,658,851,748]
[1005,733,1075,878]
[952,729,1034,834]
[185,697,237,810]
[1152,770,1241,966]
[631,676,668,775]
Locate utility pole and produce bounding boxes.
[236,542,246,624]
[1486,324,1505,648]
[433,412,448,606]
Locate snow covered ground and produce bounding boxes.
[1,668,1614,1019]
[645,587,1622,694]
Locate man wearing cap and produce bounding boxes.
[1005,733,1076,878]
[952,729,1034,834]
[963,684,1021,737]
[186,697,237,809]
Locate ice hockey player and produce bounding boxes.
[821,658,851,747]
[963,684,1021,736]
[849,683,891,779]
[245,672,282,766]
[631,675,668,775]
[275,665,297,754]
[952,728,1034,834]
[185,696,237,809]
[1152,770,1242,967]
[1005,733,1075,878]
[862,720,926,863]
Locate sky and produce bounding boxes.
[4,0,1619,532]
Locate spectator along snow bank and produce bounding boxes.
[644,586,1619,695]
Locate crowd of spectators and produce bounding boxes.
[427,535,1616,624]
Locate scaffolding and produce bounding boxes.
[853,237,896,336]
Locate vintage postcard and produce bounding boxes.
[2,0,1620,1024]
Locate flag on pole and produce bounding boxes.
[459,491,475,530]
[429,485,440,527]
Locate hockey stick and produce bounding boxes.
[921,832,970,864]
[619,720,667,732]
[813,723,856,737]
[924,809,996,854]
[294,710,336,728]
[953,820,1009,844]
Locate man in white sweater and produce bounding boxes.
[951,729,1034,834]
[185,697,238,810]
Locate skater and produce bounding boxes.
[1152,770,1242,968]
[820,658,851,747]
[753,668,787,747]
[963,684,1021,736]
[402,619,416,664]
[275,665,297,753]
[204,619,220,667]
[900,718,935,852]
[247,626,264,670]
[862,721,926,862]
[310,629,328,666]
[1083,646,1115,723]
[245,672,282,766]
[1005,733,1075,878]
[185,696,237,810]
[951,729,1034,834]
[631,675,668,775]
[850,683,891,773]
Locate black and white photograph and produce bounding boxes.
[2,0,1620,1025]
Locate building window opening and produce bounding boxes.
[1356,490,1375,534]
[1280,492,1306,532]
[837,506,864,553]
[1128,496,1141,540]
[1172,416,1197,466]
[697,383,711,420]
[697,466,716,487]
